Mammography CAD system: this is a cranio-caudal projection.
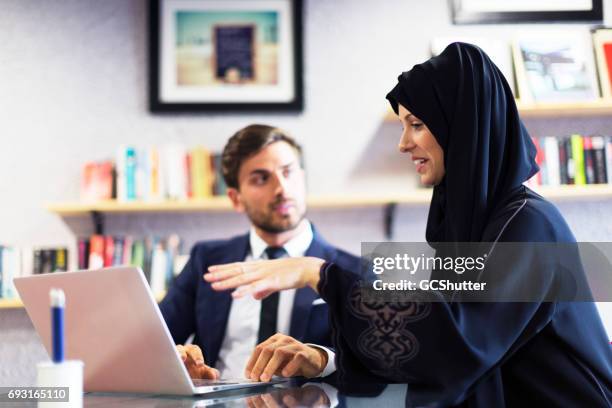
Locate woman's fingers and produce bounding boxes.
[210,270,265,291]
[206,257,321,297]
[232,279,277,299]
[207,260,263,277]
[205,263,248,281]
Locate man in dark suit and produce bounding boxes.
[159,124,360,381]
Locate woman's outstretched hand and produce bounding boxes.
[205,257,326,299]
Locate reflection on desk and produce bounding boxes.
[83,381,409,407]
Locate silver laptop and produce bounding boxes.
[14,266,280,395]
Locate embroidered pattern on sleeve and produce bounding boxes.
[347,283,431,376]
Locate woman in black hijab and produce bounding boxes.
[206,43,612,406]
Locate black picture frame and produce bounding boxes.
[451,0,603,25]
[148,0,303,113]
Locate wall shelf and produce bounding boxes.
[45,186,612,238]
[384,99,612,121]
[515,100,612,118]
[46,185,612,217]
[530,184,612,200]
[45,193,435,216]
[0,298,25,309]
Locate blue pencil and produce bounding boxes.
[50,288,65,363]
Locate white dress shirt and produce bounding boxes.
[215,222,336,379]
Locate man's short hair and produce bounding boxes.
[222,124,303,189]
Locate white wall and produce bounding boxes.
[1,0,610,249]
[2,0,612,386]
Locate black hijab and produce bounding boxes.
[386,42,538,243]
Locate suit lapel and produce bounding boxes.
[289,230,335,340]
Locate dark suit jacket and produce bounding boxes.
[159,227,360,367]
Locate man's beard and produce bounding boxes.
[244,199,306,234]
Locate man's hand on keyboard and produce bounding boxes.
[176,344,220,380]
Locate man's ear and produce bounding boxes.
[227,188,245,212]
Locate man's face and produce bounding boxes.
[229,141,307,234]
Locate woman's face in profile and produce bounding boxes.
[397,104,445,186]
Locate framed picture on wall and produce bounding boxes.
[149,0,303,112]
[512,31,600,103]
[592,28,612,99]
[451,0,603,24]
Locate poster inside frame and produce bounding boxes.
[149,0,303,112]
[512,31,600,103]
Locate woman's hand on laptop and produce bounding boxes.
[244,334,328,382]
[206,257,326,299]
[176,344,220,380]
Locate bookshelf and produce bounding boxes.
[46,192,433,215]
[0,292,168,309]
[46,185,612,216]
[384,99,612,120]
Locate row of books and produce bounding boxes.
[527,135,612,187]
[78,234,188,294]
[81,145,227,202]
[0,246,68,299]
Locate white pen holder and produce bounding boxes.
[37,360,83,408]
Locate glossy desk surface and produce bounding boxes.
[80,381,408,407]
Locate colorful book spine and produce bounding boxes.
[88,235,105,270]
[40,250,55,274]
[566,137,575,184]
[103,236,115,267]
[33,249,43,274]
[591,136,607,184]
[125,147,137,201]
[583,136,595,184]
[558,138,568,185]
[528,137,544,186]
[605,136,612,185]
[212,153,227,196]
[191,147,213,199]
[185,152,193,199]
[148,147,162,201]
[122,236,133,265]
[570,134,586,185]
[135,148,148,201]
[80,162,113,202]
[131,239,145,272]
[543,136,560,186]
[54,249,68,272]
[113,237,125,266]
[78,237,90,270]
[164,144,188,200]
